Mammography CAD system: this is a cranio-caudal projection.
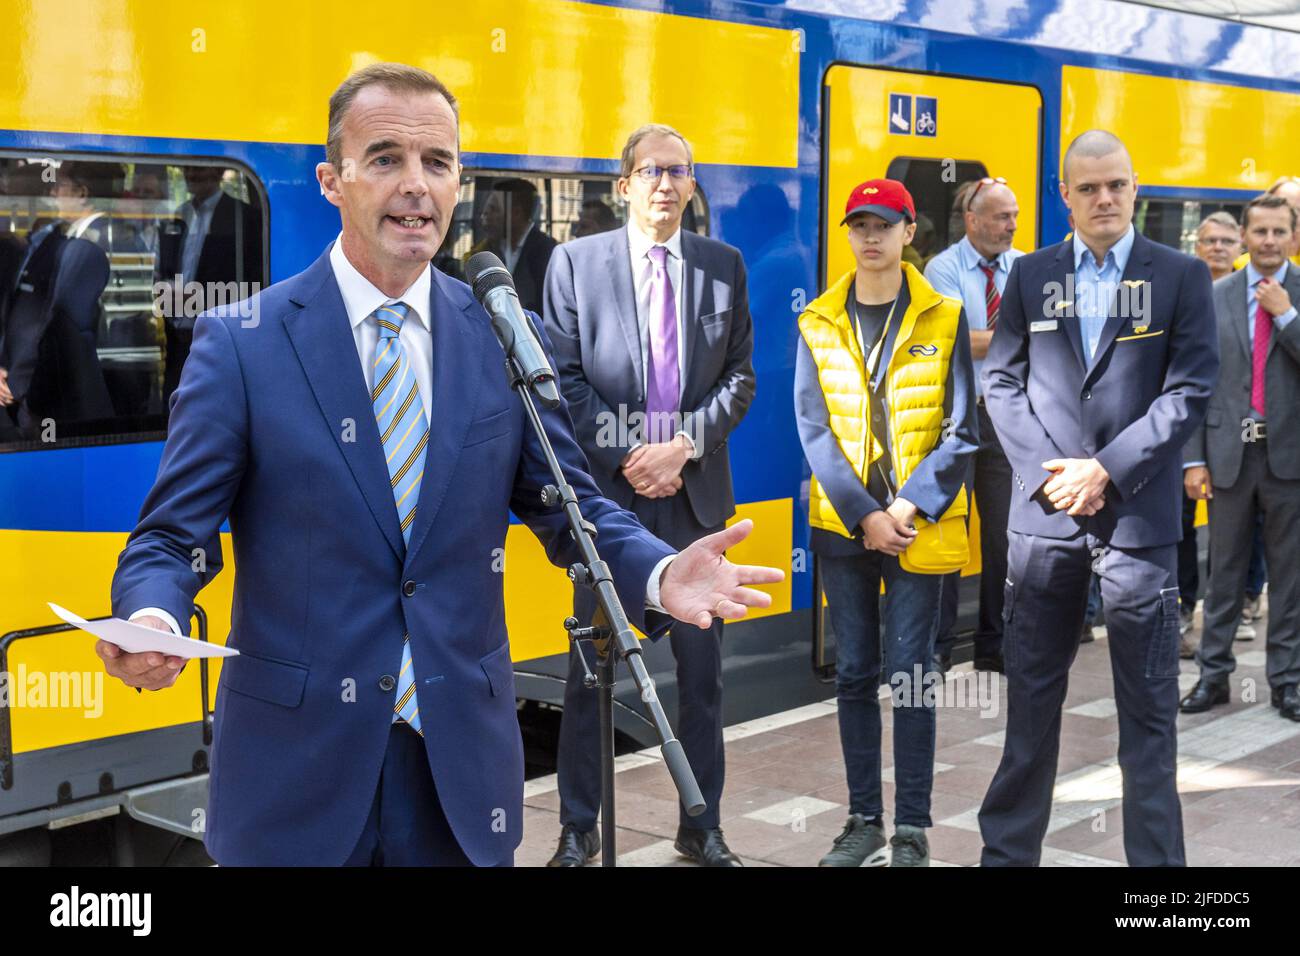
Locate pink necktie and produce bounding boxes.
[645,245,679,444]
[1252,302,1271,418]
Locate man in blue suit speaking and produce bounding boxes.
[977,130,1218,866]
[95,63,781,867]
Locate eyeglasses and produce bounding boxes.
[631,164,693,184]
[967,176,1008,212]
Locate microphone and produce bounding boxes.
[466,252,561,409]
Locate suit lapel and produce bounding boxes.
[402,270,483,566]
[1228,270,1251,363]
[1051,242,1087,373]
[1089,231,1154,379]
[284,247,405,561]
[605,226,643,400]
[679,231,705,404]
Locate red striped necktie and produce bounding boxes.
[978,260,1000,330]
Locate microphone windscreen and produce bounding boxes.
[466,251,515,301]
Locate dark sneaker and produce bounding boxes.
[1242,593,1262,623]
[546,823,599,867]
[819,814,888,867]
[890,825,930,867]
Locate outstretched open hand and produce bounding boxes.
[659,518,785,629]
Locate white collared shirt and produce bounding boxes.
[627,223,687,399]
[329,235,434,422]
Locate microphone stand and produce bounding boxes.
[502,359,705,867]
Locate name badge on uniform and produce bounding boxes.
[1030,319,1059,332]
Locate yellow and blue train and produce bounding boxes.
[0,0,1291,862]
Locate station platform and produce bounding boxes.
[517,610,1300,866]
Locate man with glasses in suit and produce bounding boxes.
[543,124,756,867]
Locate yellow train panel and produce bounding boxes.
[1061,66,1299,191]
[1,0,799,168]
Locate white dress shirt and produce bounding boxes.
[133,236,672,633]
[330,235,435,420]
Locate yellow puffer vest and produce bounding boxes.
[798,262,968,572]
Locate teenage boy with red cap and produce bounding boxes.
[795,179,978,866]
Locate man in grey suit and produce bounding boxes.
[1181,193,1300,719]
[542,123,756,866]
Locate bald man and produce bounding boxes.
[978,130,1219,866]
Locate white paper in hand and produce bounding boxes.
[48,603,239,659]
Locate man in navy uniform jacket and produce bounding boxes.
[98,63,781,867]
[978,130,1218,866]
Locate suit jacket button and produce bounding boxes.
[1082,391,1092,400]
[403,580,417,597]
[378,675,396,692]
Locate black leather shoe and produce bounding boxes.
[934,653,952,674]
[1179,680,1229,714]
[973,654,1004,673]
[675,826,743,867]
[546,823,599,867]
[1278,686,1300,722]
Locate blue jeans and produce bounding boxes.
[819,551,944,828]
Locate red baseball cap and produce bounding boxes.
[841,178,916,226]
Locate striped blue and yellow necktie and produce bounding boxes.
[372,301,428,736]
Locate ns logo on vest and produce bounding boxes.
[908,343,939,356]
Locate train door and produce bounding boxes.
[812,64,1042,672]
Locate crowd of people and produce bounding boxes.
[532,127,1294,868]
[69,62,1296,868]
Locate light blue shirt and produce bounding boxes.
[924,236,1023,396]
[1073,224,1136,367]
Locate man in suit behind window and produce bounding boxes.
[157,167,264,399]
[468,178,556,314]
[542,124,756,867]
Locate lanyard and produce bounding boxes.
[850,294,900,501]
[852,294,899,389]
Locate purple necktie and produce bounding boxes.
[645,245,679,444]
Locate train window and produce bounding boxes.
[433,171,709,312]
[885,157,990,270]
[0,154,266,452]
[1134,196,1247,255]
